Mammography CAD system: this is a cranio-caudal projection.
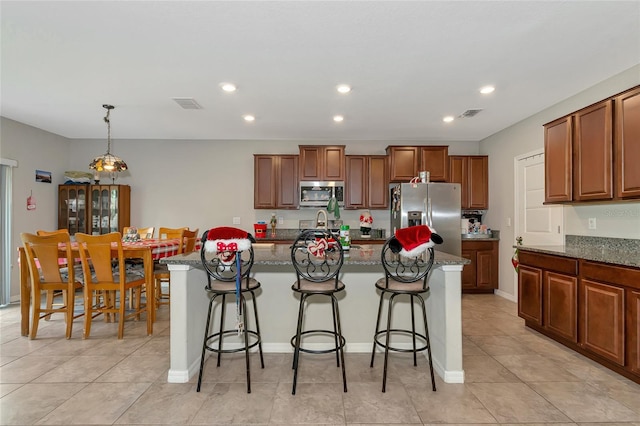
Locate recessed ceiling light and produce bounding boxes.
[480,86,495,94]
[443,116,455,123]
[243,115,255,122]
[221,83,237,92]
[336,85,351,94]
[333,115,344,122]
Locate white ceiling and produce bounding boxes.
[2,1,639,142]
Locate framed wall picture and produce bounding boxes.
[35,169,52,183]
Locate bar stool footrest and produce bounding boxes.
[373,329,429,353]
[291,329,346,355]
[204,329,261,354]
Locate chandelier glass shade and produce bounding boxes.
[89,104,128,173]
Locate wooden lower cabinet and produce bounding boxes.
[544,271,578,342]
[518,265,543,326]
[518,252,640,382]
[461,240,498,293]
[580,278,625,366]
[628,290,640,375]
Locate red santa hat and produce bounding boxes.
[391,225,443,258]
[203,227,254,254]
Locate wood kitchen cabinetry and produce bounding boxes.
[461,240,498,293]
[254,155,299,209]
[386,145,448,182]
[518,251,578,343]
[449,156,489,210]
[345,155,389,209]
[615,86,640,199]
[518,250,640,383]
[544,85,640,204]
[299,145,345,181]
[58,184,130,235]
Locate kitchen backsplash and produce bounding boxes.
[565,235,640,251]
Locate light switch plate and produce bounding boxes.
[588,217,596,229]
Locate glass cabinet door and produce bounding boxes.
[90,185,121,234]
[58,185,87,235]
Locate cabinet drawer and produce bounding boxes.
[519,251,578,275]
[582,261,640,290]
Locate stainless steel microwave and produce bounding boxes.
[299,181,345,207]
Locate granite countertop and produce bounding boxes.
[161,243,469,270]
[515,235,640,268]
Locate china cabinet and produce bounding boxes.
[58,184,130,235]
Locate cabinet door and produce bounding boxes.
[544,116,573,203]
[468,156,489,210]
[518,265,543,326]
[419,146,448,182]
[277,155,299,209]
[367,156,389,209]
[476,249,495,289]
[387,146,419,182]
[580,279,625,366]
[254,155,276,209]
[299,146,323,180]
[628,289,640,376]
[448,156,468,208]
[574,100,613,201]
[90,185,125,235]
[58,185,89,235]
[615,86,640,199]
[323,146,345,181]
[544,271,578,342]
[461,249,476,290]
[346,155,367,209]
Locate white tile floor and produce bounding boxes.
[1,293,640,425]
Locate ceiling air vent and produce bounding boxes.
[172,97,202,110]
[459,108,483,118]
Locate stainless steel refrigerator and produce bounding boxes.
[390,182,461,256]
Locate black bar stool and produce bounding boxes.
[370,225,442,392]
[290,229,347,395]
[196,227,264,393]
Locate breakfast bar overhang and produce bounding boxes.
[161,244,468,384]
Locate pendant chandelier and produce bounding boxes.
[89,104,128,174]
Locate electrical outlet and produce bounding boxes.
[232,216,241,225]
[278,216,283,225]
[588,217,596,230]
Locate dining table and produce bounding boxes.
[18,237,192,337]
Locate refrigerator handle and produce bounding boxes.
[425,198,433,227]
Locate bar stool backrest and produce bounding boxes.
[380,237,435,289]
[291,229,344,288]
[200,228,255,288]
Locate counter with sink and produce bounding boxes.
[161,244,469,385]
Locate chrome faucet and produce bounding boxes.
[316,209,328,229]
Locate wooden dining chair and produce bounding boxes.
[75,232,152,339]
[123,226,155,239]
[21,232,83,339]
[35,229,80,321]
[153,227,188,308]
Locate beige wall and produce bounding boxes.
[480,64,640,301]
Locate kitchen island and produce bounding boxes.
[161,244,469,384]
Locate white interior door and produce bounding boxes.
[515,150,563,247]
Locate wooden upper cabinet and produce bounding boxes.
[574,100,613,201]
[449,155,488,209]
[345,155,389,209]
[544,116,573,203]
[615,86,640,199]
[420,146,449,182]
[254,155,299,209]
[299,145,345,181]
[387,145,448,182]
[387,146,419,182]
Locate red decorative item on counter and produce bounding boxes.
[254,223,267,239]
